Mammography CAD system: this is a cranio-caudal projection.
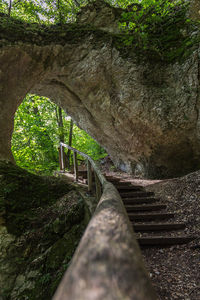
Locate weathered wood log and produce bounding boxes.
[73,151,78,181]
[53,182,157,300]
[87,159,93,192]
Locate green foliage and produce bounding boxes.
[12,94,106,174]
[117,0,199,62]
[72,125,106,161]
[12,95,59,174]
[0,0,88,23]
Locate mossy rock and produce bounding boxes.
[45,224,82,271]
[0,161,90,299]
[0,161,74,235]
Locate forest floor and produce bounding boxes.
[104,169,200,300]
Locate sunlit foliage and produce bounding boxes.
[12,95,106,174]
[0,0,88,23]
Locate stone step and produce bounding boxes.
[137,236,196,246]
[128,212,174,221]
[126,204,167,212]
[120,191,154,198]
[133,223,186,232]
[123,198,160,205]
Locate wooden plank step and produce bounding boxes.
[133,223,186,232]
[106,177,121,182]
[128,213,174,221]
[123,198,160,205]
[120,191,154,198]
[126,204,167,212]
[81,174,95,179]
[137,236,196,246]
[78,170,88,175]
[112,182,134,186]
[116,186,143,191]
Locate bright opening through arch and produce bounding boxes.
[11,94,107,175]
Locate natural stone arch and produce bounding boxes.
[0,0,200,178]
[0,44,54,162]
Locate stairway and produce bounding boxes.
[75,170,196,247]
[105,175,196,247]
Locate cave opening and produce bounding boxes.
[11,94,107,175]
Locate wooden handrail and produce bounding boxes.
[60,142,107,186]
[55,143,157,300]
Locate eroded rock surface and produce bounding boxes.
[0,0,200,178]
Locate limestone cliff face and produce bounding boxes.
[0,1,199,178]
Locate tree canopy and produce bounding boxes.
[0,1,195,25]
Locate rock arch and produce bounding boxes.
[0,1,200,178]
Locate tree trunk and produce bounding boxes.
[8,0,12,17]
[57,0,64,24]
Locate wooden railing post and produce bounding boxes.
[87,159,92,192]
[73,151,78,181]
[58,147,62,170]
[60,145,65,171]
[95,172,101,201]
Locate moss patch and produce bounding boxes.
[0,161,73,235]
[0,161,89,299]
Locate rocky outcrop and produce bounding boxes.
[0,161,89,299]
[0,1,199,178]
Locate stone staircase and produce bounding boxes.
[78,170,196,247]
